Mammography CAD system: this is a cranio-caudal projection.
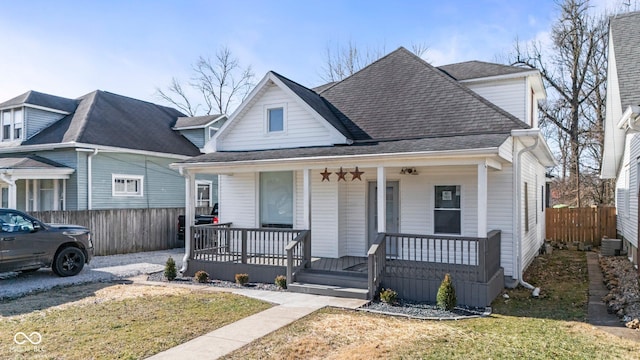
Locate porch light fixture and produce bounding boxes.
[400,167,418,175]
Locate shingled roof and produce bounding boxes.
[174,114,226,129]
[0,90,78,113]
[437,60,532,81]
[610,11,640,109]
[184,48,531,164]
[23,90,201,156]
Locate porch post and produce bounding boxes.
[0,174,17,209]
[478,162,488,236]
[377,166,386,233]
[303,168,311,229]
[181,171,196,273]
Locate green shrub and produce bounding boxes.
[436,273,457,311]
[194,270,209,283]
[275,275,287,289]
[379,288,398,304]
[235,273,249,285]
[164,257,177,281]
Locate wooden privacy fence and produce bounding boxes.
[29,207,211,256]
[545,207,616,246]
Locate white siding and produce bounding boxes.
[218,83,337,151]
[488,163,515,277]
[294,170,305,229]
[311,175,339,257]
[467,79,526,122]
[399,174,429,234]
[617,132,640,249]
[344,177,367,256]
[520,151,545,271]
[219,173,256,228]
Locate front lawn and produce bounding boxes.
[0,284,271,359]
[222,250,640,359]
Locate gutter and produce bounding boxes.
[512,130,541,297]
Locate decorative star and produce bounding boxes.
[350,166,364,181]
[336,167,347,181]
[320,168,332,182]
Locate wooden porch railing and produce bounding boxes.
[191,224,302,265]
[367,233,387,299]
[285,230,312,285]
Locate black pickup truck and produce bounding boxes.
[177,204,218,241]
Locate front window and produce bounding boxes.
[112,174,143,197]
[260,171,293,228]
[196,181,212,207]
[267,107,284,132]
[434,185,461,234]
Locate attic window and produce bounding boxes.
[1,107,24,141]
[265,104,286,133]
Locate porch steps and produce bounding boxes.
[288,269,369,300]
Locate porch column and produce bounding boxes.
[0,174,17,209]
[377,166,386,233]
[182,171,196,273]
[477,162,488,236]
[302,168,311,229]
[53,179,60,211]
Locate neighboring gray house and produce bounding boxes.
[601,11,640,266]
[0,90,218,211]
[174,48,555,306]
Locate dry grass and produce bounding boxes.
[224,250,640,359]
[0,283,271,359]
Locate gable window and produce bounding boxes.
[260,171,293,228]
[265,105,285,133]
[112,174,143,197]
[196,180,212,207]
[434,185,461,234]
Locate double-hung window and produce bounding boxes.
[266,105,285,133]
[196,181,212,207]
[434,185,461,234]
[13,108,23,140]
[260,171,293,228]
[2,110,11,140]
[112,174,143,197]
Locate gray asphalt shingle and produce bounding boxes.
[610,11,640,109]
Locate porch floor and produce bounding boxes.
[309,256,368,273]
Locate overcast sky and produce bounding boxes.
[0,0,622,111]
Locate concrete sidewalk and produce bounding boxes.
[586,252,640,342]
[147,287,367,359]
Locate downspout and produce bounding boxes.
[87,149,99,210]
[513,131,541,297]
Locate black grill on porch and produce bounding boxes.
[186,224,503,307]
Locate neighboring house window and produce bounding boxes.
[434,185,461,234]
[2,110,11,140]
[524,182,529,232]
[13,108,23,140]
[266,105,285,133]
[196,180,212,207]
[260,171,293,228]
[112,174,143,197]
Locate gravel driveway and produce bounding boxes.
[0,248,184,300]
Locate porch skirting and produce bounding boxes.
[185,260,286,284]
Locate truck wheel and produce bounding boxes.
[52,247,85,277]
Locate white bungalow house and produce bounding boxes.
[173,48,555,307]
[601,11,640,266]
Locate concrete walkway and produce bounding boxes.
[147,285,367,359]
[586,252,640,342]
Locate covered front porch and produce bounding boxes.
[185,223,503,307]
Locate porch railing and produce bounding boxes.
[285,230,312,285]
[382,230,501,282]
[191,223,303,265]
[367,233,387,299]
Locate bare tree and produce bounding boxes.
[155,46,255,116]
[320,41,428,83]
[511,0,609,206]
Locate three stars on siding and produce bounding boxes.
[320,167,364,182]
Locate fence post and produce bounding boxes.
[241,230,247,264]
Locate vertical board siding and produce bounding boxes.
[219,173,256,228]
[25,108,66,139]
[29,208,184,255]
[311,174,339,257]
[467,79,527,122]
[218,83,337,151]
[545,207,616,245]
